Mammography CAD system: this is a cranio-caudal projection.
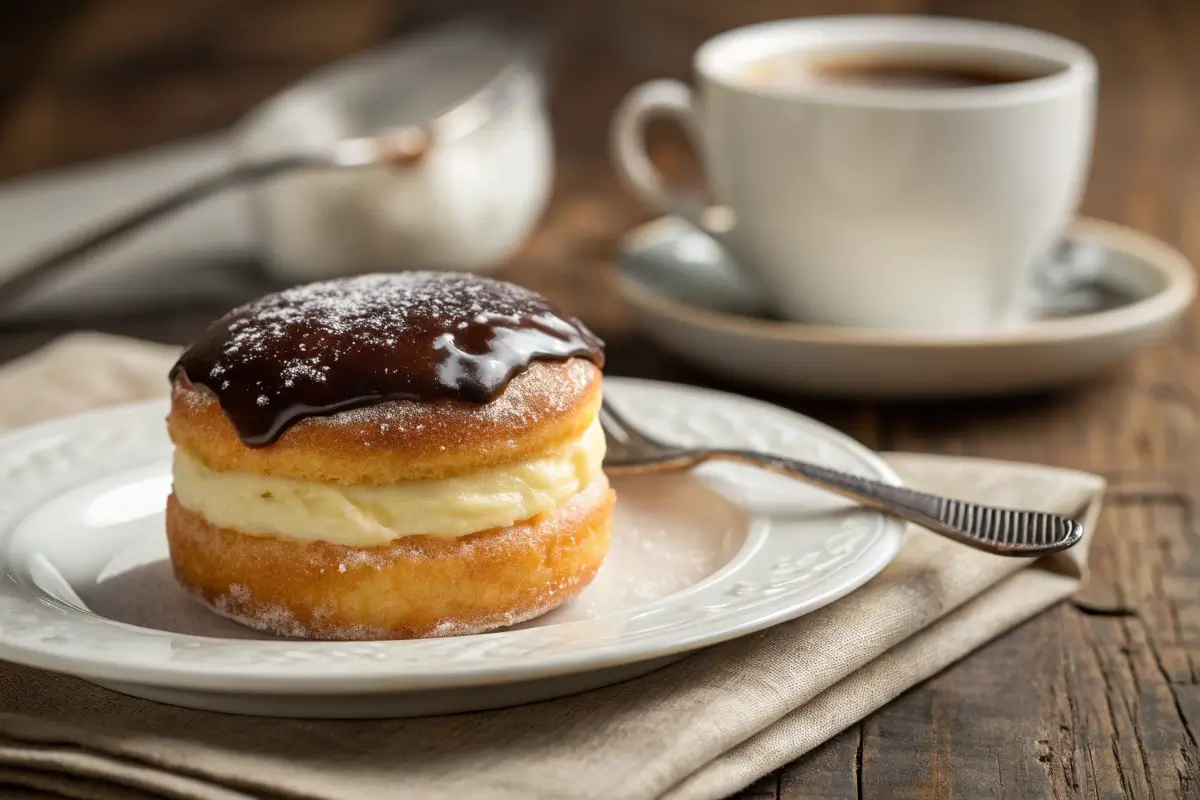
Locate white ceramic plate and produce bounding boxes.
[619,217,1195,398]
[0,379,905,718]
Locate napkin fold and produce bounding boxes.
[0,334,1105,800]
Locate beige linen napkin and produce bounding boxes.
[0,334,1105,800]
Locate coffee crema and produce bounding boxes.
[743,54,1052,90]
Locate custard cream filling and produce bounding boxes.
[172,417,606,545]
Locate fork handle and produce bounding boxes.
[708,450,1083,556]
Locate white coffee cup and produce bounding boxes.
[611,16,1097,333]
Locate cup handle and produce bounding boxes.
[610,80,730,236]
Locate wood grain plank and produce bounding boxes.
[778,727,861,799]
[739,772,780,800]
[856,613,1062,799]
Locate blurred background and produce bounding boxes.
[0,0,1193,378]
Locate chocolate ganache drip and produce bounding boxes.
[170,272,605,446]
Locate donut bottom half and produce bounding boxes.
[165,476,614,640]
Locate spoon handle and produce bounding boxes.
[0,153,321,310]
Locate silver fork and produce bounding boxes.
[600,400,1083,557]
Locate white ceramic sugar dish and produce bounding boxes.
[236,18,555,282]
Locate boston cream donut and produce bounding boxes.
[166,272,612,640]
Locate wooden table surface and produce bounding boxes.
[1,1,1198,797]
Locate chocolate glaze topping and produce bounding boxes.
[170,272,605,447]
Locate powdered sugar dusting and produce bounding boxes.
[316,358,596,435]
[170,272,603,446]
[205,586,383,641]
[199,271,593,381]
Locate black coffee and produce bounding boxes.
[745,54,1049,90]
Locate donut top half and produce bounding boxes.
[168,272,605,484]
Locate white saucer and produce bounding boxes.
[618,217,1195,398]
[0,379,905,718]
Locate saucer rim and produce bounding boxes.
[618,216,1196,349]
